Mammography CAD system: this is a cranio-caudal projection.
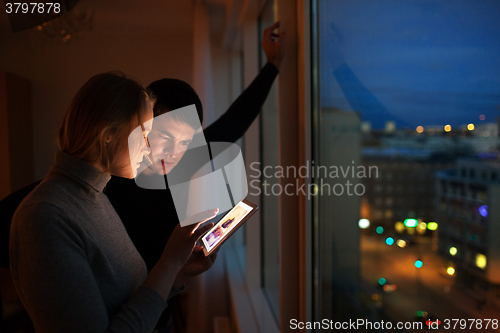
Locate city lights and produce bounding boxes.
[417,222,427,234]
[376,226,384,234]
[394,221,405,233]
[358,218,370,229]
[467,123,475,131]
[415,260,423,268]
[378,278,387,286]
[444,124,452,132]
[383,284,397,292]
[404,218,418,228]
[476,254,487,269]
[386,237,394,245]
[396,239,407,248]
[479,205,488,217]
[416,311,428,318]
[447,267,455,275]
[416,126,424,133]
[427,222,438,230]
[449,247,457,256]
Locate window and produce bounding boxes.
[312,0,500,328]
[259,0,280,323]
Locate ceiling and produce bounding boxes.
[0,0,246,52]
[0,0,197,35]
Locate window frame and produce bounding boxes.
[223,0,313,332]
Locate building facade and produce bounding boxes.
[361,148,454,234]
[436,158,500,295]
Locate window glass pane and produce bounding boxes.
[231,53,246,266]
[259,0,279,323]
[313,0,500,327]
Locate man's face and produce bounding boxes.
[147,113,196,175]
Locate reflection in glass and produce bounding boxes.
[313,0,500,329]
[259,0,279,324]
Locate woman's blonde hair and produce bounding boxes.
[57,71,155,173]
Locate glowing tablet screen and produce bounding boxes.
[201,200,254,252]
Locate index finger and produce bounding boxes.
[180,221,203,235]
[264,21,280,37]
[180,208,219,227]
[191,223,215,242]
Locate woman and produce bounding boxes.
[9,72,217,333]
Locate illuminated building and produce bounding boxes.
[365,122,499,155]
[361,147,453,233]
[436,158,500,293]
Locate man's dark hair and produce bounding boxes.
[147,79,204,129]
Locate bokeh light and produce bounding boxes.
[386,237,394,246]
[416,311,428,318]
[404,218,418,228]
[449,247,457,256]
[427,222,438,230]
[394,221,405,233]
[476,254,487,269]
[416,126,424,133]
[358,218,370,229]
[396,239,406,248]
[479,205,488,217]
[447,267,455,275]
[467,123,475,131]
[444,124,452,132]
[480,114,485,121]
[376,226,384,234]
[378,278,386,286]
[383,284,396,292]
[417,221,427,235]
[415,260,423,268]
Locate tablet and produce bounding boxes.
[201,199,259,256]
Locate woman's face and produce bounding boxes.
[112,105,154,179]
[146,113,197,175]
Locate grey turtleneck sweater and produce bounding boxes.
[9,152,167,333]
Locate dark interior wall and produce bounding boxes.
[0,19,194,179]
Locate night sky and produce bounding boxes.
[320,0,500,129]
